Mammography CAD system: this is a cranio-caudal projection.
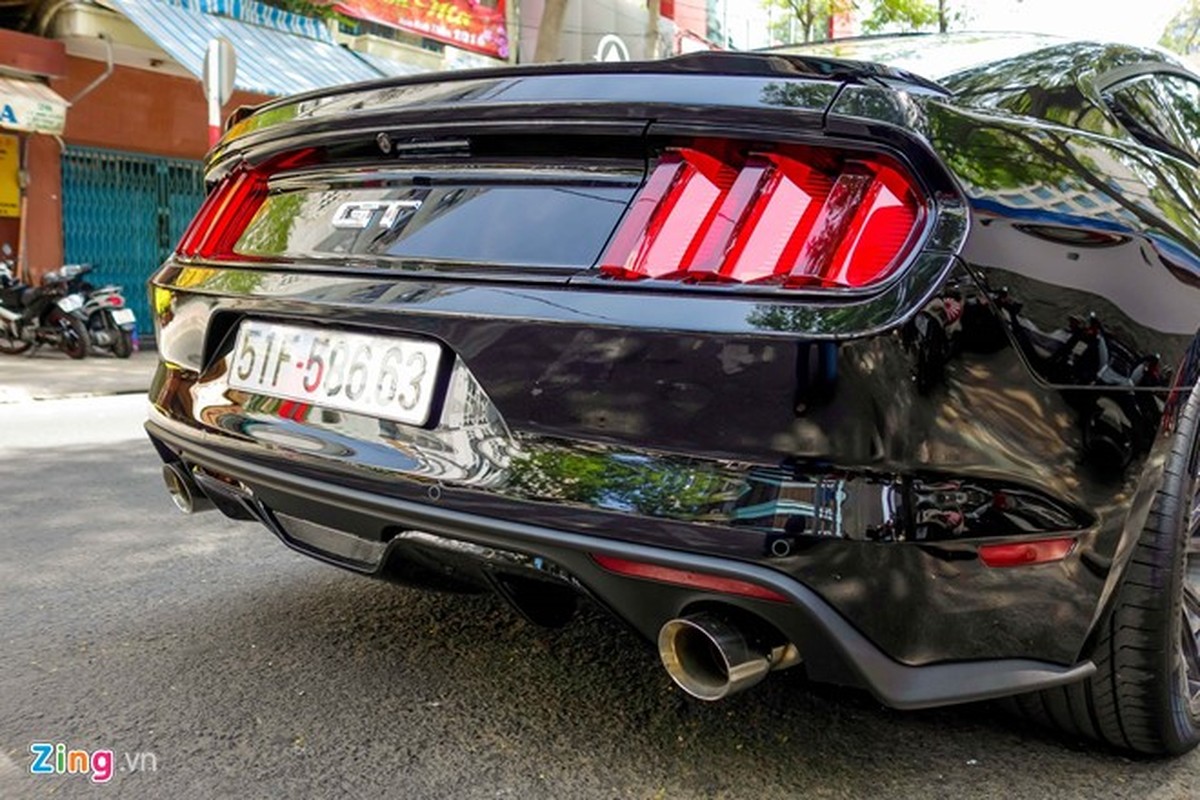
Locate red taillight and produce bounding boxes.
[978,537,1076,568]
[176,148,321,260]
[600,143,925,290]
[592,554,790,603]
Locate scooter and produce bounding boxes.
[0,244,89,359]
[60,263,137,358]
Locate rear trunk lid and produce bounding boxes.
[195,54,875,280]
[178,53,960,295]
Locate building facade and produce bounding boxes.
[2,0,511,334]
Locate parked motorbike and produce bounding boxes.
[59,263,137,358]
[0,244,89,359]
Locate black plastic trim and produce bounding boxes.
[146,417,1096,710]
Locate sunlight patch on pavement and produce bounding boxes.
[0,394,150,452]
[0,747,20,780]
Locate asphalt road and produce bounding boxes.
[2,396,1200,799]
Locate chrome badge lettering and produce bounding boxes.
[332,200,423,230]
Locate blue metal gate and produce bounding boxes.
[62,147,205,336]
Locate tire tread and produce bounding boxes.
[1007,384,1200,756]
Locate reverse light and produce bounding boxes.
[599,142,925,290]
[592,554,790,603]
[978,537,1076,568]
[176,149,321,260]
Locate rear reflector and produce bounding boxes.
[592,554,790,603]
[978,537,1076,568]
[600,143,925,290]
[176,149,321,260]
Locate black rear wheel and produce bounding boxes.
[1010,384,1200,755]
[50,310,88,360]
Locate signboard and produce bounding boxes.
[517,0,651,64]
[203,37,237,107]
[331,0,508,60]
[0,134,18,218]
[203,38,237,147]
[594,34,630,62]
[0,77,67,136]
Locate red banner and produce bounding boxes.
[332,0,508,60]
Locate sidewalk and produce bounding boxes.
[0,348,158,403]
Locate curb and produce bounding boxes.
[0,387,149,405]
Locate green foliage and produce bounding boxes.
[764,0,965,43]
[762,0,854,44]
[255,0,341,22]
[1160,0,1200,55]
[862,0,939,33]
[507,446,744,520]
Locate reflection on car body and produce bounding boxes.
[147,33,1200,755]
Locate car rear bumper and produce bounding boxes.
[146,416,1094,709]
[147,246,1173,701]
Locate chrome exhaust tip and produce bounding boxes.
[162,463,213,514]
[658,612,793,701]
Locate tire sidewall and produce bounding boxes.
[1152,380,1200,753]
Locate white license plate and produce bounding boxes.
[228,321,443,426]
[57,294,83,313]
[110,308,136,326]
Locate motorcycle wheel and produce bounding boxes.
[89,309,134,358]
[50,309,88,360]
[111,327,133,359]
[0,330,31,354]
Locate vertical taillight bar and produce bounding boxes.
[175,148,322,261]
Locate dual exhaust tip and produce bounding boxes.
[658,611,799,701]
[162,462,213,515]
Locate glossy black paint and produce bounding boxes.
[149,40,1200,705]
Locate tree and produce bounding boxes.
[764,0,854,44]
[646,0,662,60]
[768,0,965,42]
[533,0,570,62]
[936,0,959,32]
[1161,0,1200,55]
[862,0,937,33]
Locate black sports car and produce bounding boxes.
[147,32,1200,756]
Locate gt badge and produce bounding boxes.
[332,200,423,230]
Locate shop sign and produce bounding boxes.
[0,134,18,218]
[0,79,67,136]
[332,0,508,60]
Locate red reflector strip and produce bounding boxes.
[978,537,1076,568]
[591,554,790,603]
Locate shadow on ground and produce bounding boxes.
[1,444,1196,799]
